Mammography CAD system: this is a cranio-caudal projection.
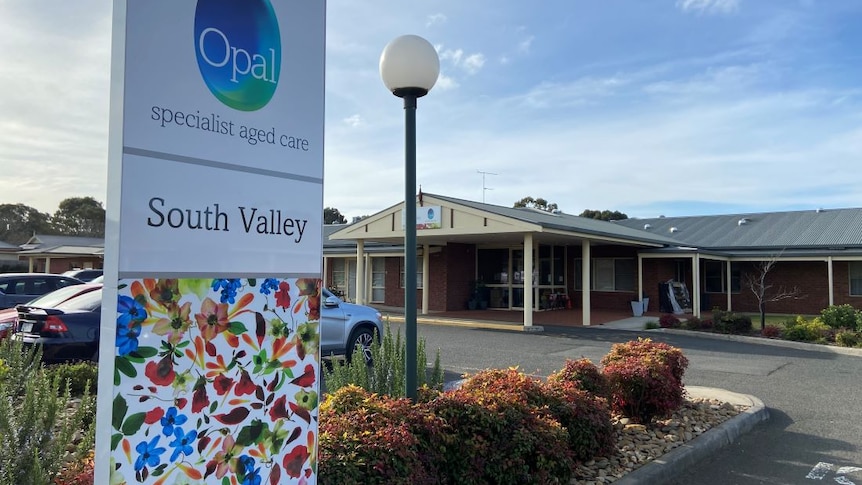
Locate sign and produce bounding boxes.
[401,205,442,230]
[96,1,325,484]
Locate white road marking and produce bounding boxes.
[808,462,834,480]
[806,462,861,485]
[835,477,856,485]
[838,468,862,475]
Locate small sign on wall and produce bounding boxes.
[401,205,442,230]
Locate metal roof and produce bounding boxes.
[615,207,862,250]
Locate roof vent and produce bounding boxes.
[816,208,825,213]
[643,223,651,230]
[738,218,750,226]
[669,227,679,233]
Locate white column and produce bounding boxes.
[692,254,701,318]
[355,240,365,305]
[45,257,51,273]
[28,257,34,272]
[726,260,732,311]
[322,256,328,288]
[365,253,371,303]
[827,257,834,306]
[637,253,644,306]
[421,244,430,315]
[523,233,534,328]
[582,240,591,326]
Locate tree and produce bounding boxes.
[0,203,53,245]
[513,196,558,212]
[52,197,105,237]
[324,207,347,225]
[579,209,628,221]
[744,257,805,329]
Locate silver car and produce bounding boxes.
[320,287,383,362]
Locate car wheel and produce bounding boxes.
[347,326,375,365]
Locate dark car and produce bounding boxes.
[13,287,102,363]
[0,283,102,340]
[0,273,84,309]
[62,269,104,282]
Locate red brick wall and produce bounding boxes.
[832,262,862,310]
[443,243,475,311]
[30,257,102,274]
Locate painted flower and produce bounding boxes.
[213,373,234,396]
[207,435,242,479]
[134,436,166,471]
[294,278,318,296]
[169,427,198,462]
[275,281,291,310]
[268,319,288,339]
[268,395,289,421]
[195,298,230,342]
[171,370,194,395]
[296,323,319,358]
[192,377,211,413]
[115,321,141,357]
[212,278,243,304]
[282,445,310,478]
[145,355,176,387]
[295,389,318,411]
[151,301,192,344]
[144,406,165,425]
[234,369,257,396]
[237,455,261,485]
[150,279,181,309]
[259,278,279,295]
[160,406,188,437]
[117,295,146,327]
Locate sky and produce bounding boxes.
[1,0,861,220]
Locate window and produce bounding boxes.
[574,258,635,292]
[400,257,424,289]
[850,262,862,296]
[331,261,346,296]
[703,261,742,293]
[371,258,385,302]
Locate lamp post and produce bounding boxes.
[379,35,439,400]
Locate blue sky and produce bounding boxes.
[1,0,860,220]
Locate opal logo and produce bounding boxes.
[194,0,281,111]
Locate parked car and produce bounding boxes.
[62,269,103,282]
[0,283,102,340]
[0,273,84,310]
[320,287,384,363]
[14,286,103,363]
[13,286,383,365]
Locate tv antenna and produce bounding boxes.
[477,170,498,203]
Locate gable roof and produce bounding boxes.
[614,208,862,250]
[22,234,104,249]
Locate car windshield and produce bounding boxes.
[26,285,94,308]
[56,289,103,312]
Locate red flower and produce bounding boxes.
[213,374,234,396]
[192,382,210,413]
[282,445,309,478]
[214,407,250,425]
[175,397,188,410]
[234,370,257,396]
[145,356,176,386]
[268,395,289,421]
[275,282,291,309]
[307,293,320,321]
[144,407,164,424]
[290,365,316,388]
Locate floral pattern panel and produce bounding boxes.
[111,277,320,484]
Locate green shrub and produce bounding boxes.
[601,339,688,423]
[45,361,98,397]
[547,358,608,397]
[659,314,681,328]
[461,368,615,462]
[715,313,753,335]
[783,316,831,342]
[323,323,443,398]
[0,338,95,485]
[644,321,661,330]
[820,304,862,330]
[835,330,862,348]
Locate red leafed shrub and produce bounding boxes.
[318,385,444,485]
[427,387,575,485]
[659,314,681,328]
[600,339,689,423]
[52,453,94,485]
[460,368,615,462]
[547,358,609,398]
[761,324,782,338]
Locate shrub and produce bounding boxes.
[600,339,688,423]
[659,314,681,328]
[323,323,443,398]
[681,316,710,331]
[761,324,782,338]
[835,330,862,348]
[783,316,831,342]
[547,358,608,397]
[820,304,862,330]
[644,321,661,330]
[427,388,575,485]
[715,313,753,335]
[462,368,614,462]
[45,361,98,397]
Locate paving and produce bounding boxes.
[381,308,861,484]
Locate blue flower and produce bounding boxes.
[160,406,188,436]
[169,427,197,462]
[117,295,147,327]
[259,278,279,295]
[134,436,166,471]
[237,455,261,485]
[115,321,141,356]
[212,278,242,304]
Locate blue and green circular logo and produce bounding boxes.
[194,0,281,111]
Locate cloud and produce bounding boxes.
[435,72,459,90]
[438,47,486,75]
[518,35,534,54]
[426,13,447,28]
[343,114,364,127]
[676,0,740,14]
[462,54,486,74]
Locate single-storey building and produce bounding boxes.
[325,193,862,327]
[16,234,104,274]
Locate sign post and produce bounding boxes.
[95,1,325,483]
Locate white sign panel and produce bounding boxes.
[401,205,443,230]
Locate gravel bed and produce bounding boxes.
[571,398,746,484]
